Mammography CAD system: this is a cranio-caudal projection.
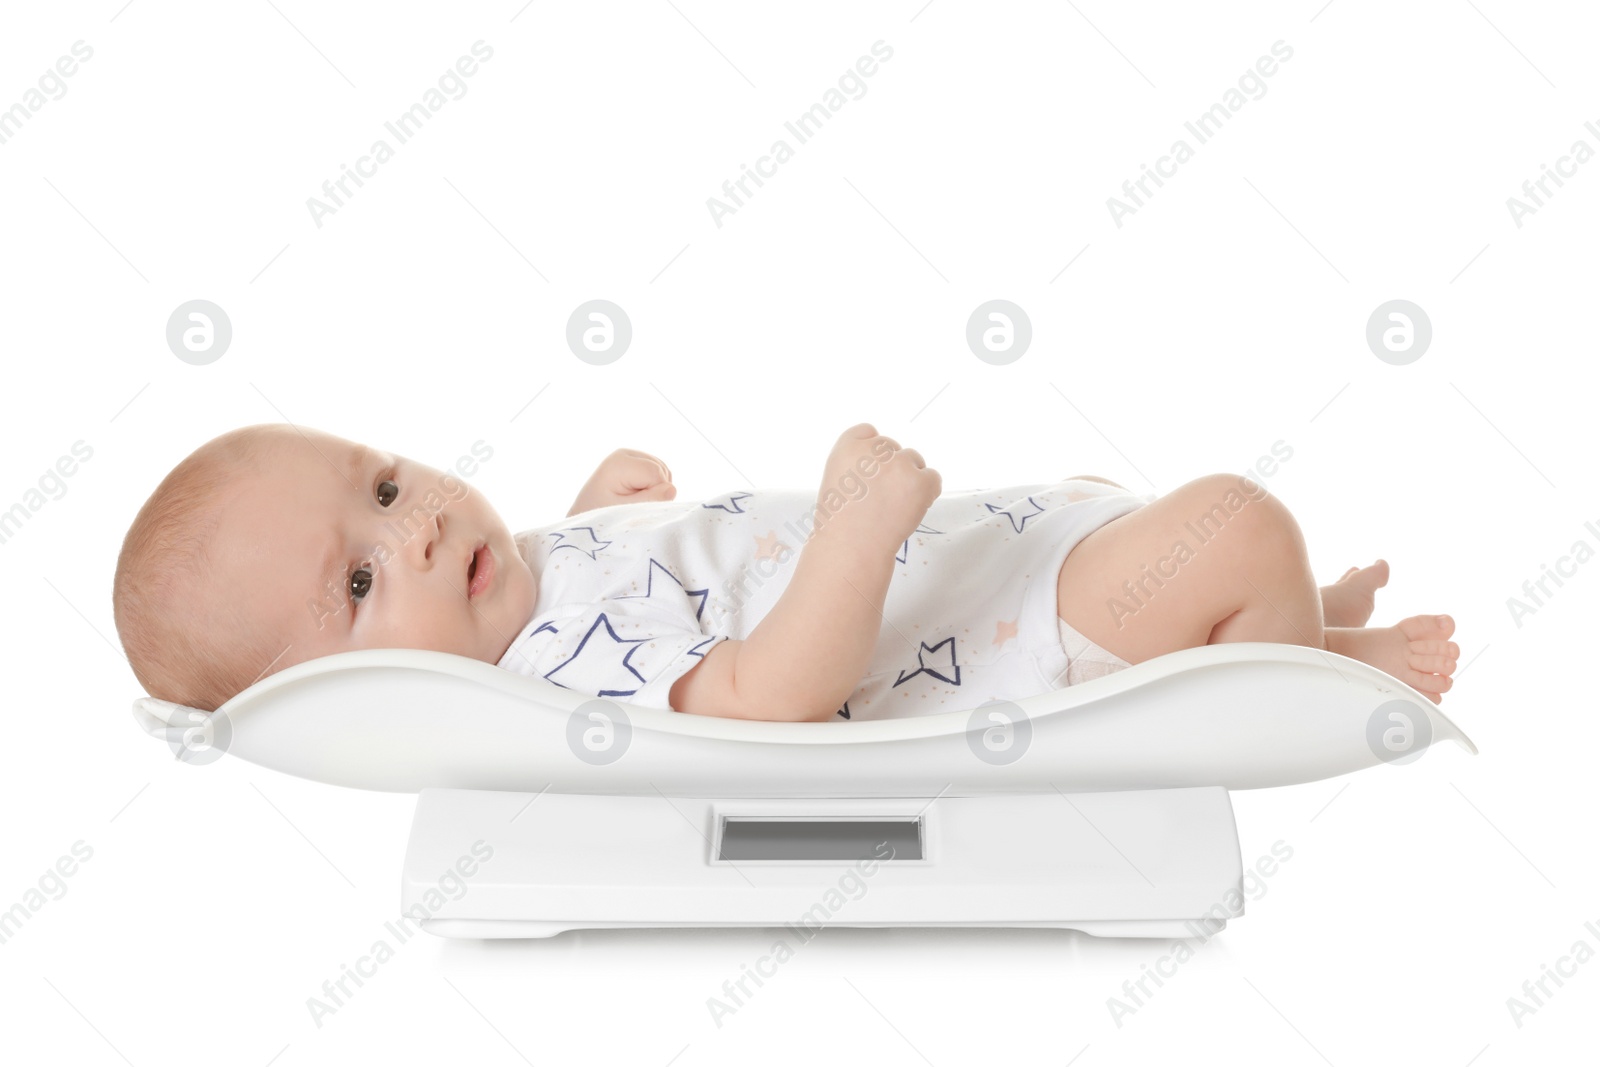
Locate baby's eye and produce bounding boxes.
[350,567,374,603]
[376,480,398,507]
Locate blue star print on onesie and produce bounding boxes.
[498,481,1155,719]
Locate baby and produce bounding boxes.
[112,422,1460,723]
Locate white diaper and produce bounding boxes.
[1057,617,1132,685]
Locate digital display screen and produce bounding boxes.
[717,817,923,861]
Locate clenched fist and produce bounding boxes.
[568,448,677,516]
[814,423,941,553]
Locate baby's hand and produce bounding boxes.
[815,423,940,554]
[568,449,676,516]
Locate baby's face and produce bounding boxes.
[210,428,538,679]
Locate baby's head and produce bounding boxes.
[113,424,538,711]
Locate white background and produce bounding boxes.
[1,0,1595,1063]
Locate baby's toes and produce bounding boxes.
[1408,638,1458,674]
[1397,614,1455,643]
[1408,651,1457,675]
[1406,670,1453,700]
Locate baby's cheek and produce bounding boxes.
[370,610,445,655]
[422,616,468,656]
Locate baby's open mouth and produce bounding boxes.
[467,542,494,599]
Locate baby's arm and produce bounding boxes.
[568,449,675,516]
[670,529,894,722]
[670,423,940,723]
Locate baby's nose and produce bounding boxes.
[424,510,443,559]
[405,508,443,568]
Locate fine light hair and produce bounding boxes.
[113,424,295,711]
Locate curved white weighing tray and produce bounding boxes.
[132,640,1475,796]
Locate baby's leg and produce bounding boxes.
[1055,473,1323,664]
[1055,473,1459,702]
[1068,470,1384,626]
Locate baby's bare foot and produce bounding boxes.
[1324,614,1459,705]
[1320,559,1390,628]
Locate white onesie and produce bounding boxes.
[497,480,1154,720]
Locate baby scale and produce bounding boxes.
[132,641,1475,939]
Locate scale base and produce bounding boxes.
[401,787,1245,940]
[417,917,1210,939]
